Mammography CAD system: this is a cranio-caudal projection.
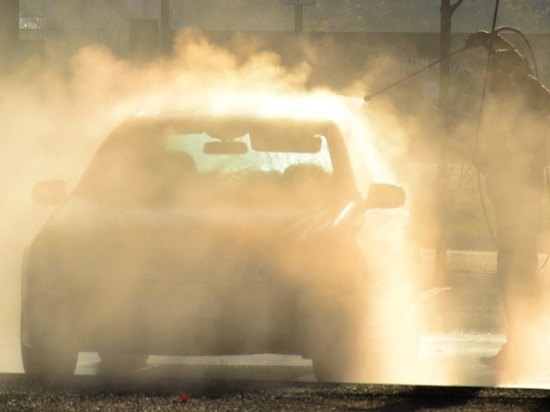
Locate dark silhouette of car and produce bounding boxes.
[21,113,421,382]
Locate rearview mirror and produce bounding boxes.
[364,183,405,209]
[32,180,67,205]
[250,134,323,153]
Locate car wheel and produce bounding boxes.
[20,314,79,375]
[20,290,80,376]
[312,343,362,383]
[98,352,149,372]
[20,341,78,375]
[309,301,367,383]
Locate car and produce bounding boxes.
[21,110,421,382]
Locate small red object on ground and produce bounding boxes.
[180,393,189,403]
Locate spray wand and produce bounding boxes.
[363,45,471,102]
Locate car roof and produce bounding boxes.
[128,112,342,131]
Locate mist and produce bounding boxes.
[3,21,547,386]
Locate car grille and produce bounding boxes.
[145,252,249,287]
[108,238,251,288]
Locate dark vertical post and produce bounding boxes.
[160,0,170,55]
[433,0,453,286]
[129,19,159,62]
[281,1,314,34]
[0,0,20,70]
[295,4,303,33]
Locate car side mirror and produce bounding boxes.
[364,183,405,209]
[32,180,67,205]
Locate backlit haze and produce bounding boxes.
[0,25,494,386]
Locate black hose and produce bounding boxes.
[493,26,540,79]
[491,0,500,32]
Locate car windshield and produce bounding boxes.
[74,116,356,208]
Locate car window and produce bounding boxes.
[166,132,333,175]
[74,117,355,208]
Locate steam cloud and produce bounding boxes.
[0,27,439,383]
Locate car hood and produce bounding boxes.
[41,197,353,243]
[32,197,359,287]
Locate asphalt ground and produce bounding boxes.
[2,374,550,411]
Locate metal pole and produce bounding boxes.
[0,0,20,72]
[160,0,170,55]
[433,0,453,287]
[295,4,303,33]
